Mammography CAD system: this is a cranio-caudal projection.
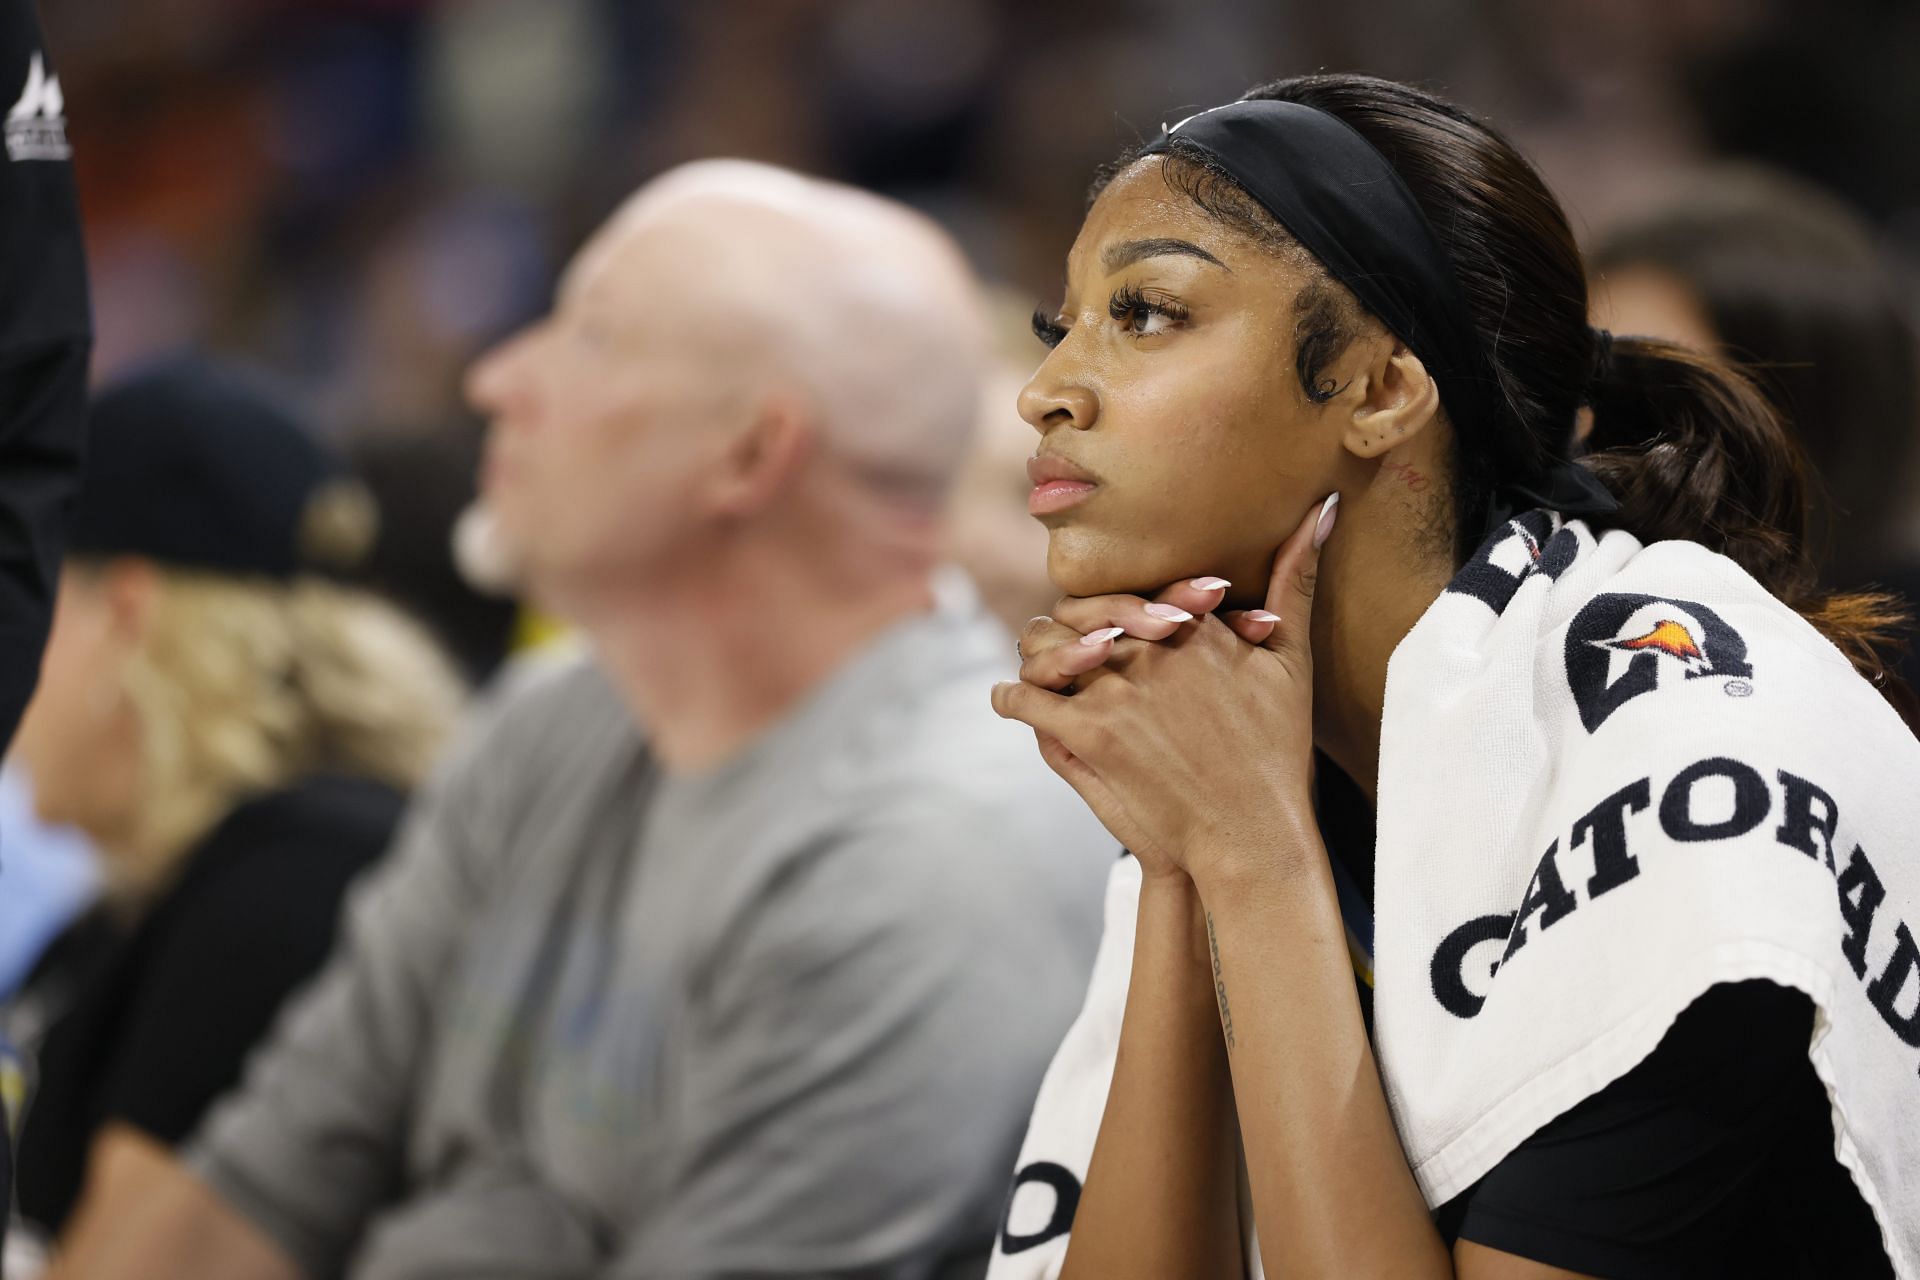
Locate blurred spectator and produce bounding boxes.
[0,1,95,1260]
[1589,165,1920,693]
[0,770,97,1003]
[343,419,518,685]
[59,161,1115,1280]
[1589,164,1920,582]
[6,360,464,1262]
[30,0,1920,499]
[947,290,1056,632]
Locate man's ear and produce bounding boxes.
[1342,339,1442,459]
[705,393,818,520]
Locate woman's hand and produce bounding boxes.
[994,494,1337,882]
[1013,574,1236,693]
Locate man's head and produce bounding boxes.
[466,160,988,618]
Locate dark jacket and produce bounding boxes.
[0,0,93,1237]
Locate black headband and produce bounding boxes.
[1141,100,1618,533]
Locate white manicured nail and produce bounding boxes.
[1190,576,1231,590]
[1313,492,1341,549]
[1081,627,1125,645]
[1143,603,1192,622]
[1247,610,1281,624]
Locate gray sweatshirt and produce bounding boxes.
[188,589,1116,1279]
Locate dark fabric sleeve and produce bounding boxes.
[1440,980,1893,1280]
[95,831,378,1148]
[0,2,91,1246]
[0,0,91,762]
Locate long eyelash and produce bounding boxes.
[1108,284,1189,334]
[1031,306,1067,350]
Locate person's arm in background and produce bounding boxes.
[46,809,397,1278]
[45,1127,297,1280]
[0,0,92,1258]
[47,707,518,1280]
[0,0,90,755]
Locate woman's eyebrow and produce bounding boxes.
[1100,237,1230,274]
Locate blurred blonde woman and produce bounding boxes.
[5,360,464,1259]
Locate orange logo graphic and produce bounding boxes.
[1598,619,1708,673]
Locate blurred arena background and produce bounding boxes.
[5,5,1918,1274]
[48,0,1920,435]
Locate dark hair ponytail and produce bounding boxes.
[1111,72,1913,726]
[1586,336,1916,724]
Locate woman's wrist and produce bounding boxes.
[1137,869,1228,998]
[1185,796,1323,899]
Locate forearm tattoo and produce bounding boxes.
[1207,911,1237,1051]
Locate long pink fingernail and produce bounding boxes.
[1081,627,1125,645]
[1143,603,1192,622]
[1247,610,1281,623]
[1190,576,1231,591]
[1313,492,1341,549]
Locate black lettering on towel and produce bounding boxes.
[1775,770,1841,872]
[1867,924,1920,1051]
[1835,845,1887,981]
[1574,778,1651,898]
[1658,757,1769,842]
[1000,1161,1081,1255]
[1431,912,1517,1019]
[1500,841,1577,965]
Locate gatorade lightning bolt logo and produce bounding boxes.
[1599,618,1710,672]
[1565,594,1753,732]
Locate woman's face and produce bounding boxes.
[1021,159,1352,601]
[14,565,145,843]
[1589,264,1718,350]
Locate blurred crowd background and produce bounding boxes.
[46,0,1920,563]
[6,1,1920,1272]
[16,0,1919,998]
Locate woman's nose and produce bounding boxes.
[1017,358,1098,436]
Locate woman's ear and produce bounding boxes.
[1342,340,1442,459]
[97,557,161,646]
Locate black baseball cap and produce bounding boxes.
[68,357,376,579]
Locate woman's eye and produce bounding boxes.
[1031,307,1068,350]
[1109,288,1186,339]
[1123,305,1176,337]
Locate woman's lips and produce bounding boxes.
[1027,454,1099,517]
[1029,479,1096,516]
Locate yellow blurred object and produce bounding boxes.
[512,607,572,654]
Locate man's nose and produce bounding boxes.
[465,325,538,419]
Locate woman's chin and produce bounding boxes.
[1046,537,1180,601]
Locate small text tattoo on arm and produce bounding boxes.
[1207,911,1236,1051]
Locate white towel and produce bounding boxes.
[991,514,1920,1278]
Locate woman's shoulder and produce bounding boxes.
[176,774,406,901]
[1554,529,1900,721]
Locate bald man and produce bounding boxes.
[51,164,1115,1280]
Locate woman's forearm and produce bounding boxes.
[1194,818,1453,1280]
[1059,872,1245,1280]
